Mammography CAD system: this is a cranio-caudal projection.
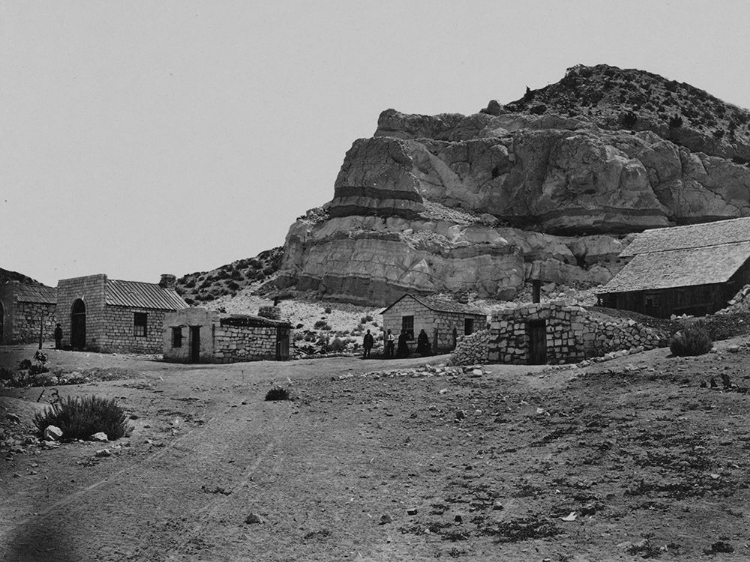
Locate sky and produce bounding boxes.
[2,0,750,286]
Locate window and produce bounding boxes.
[134,312,148,337]
[464,318,474,336]
[172,327,183,348]
[401,315,414,340]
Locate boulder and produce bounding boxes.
[44,425,63,441]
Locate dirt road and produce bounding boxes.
[2,342,750,560]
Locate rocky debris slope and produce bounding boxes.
[273,65,750,306]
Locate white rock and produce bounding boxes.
[44,426,63,441]
[90,432,108,442]
[95,449,112,457]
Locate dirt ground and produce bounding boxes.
[2,339,750,562]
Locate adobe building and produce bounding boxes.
[162,307,292,363]
[381,294,487,354]
[0,282,57,345]
[56,274,187,354]
[597,217,750,318]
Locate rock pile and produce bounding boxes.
[447,330,489,366]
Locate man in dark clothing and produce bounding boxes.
[396,330,410,358]
[363,329,374,359]
[54,323,63,350]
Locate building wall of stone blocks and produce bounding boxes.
[97,307,168,354]
[56,275,108,350]
[212,324,280,363]
[382,296,487,354]
[487,300,663,365]
[0,287,57,345]
[163,308,218,363]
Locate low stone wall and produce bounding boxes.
[449,300,664,365]
[447,329,489,366]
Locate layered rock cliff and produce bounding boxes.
[272,65,750,306]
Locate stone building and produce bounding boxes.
[0,282,57,345]
[56,274,187,354]
[162,307,292,363]
[487,300,662,365]
[597,217,750,318]
[381,294,487,354]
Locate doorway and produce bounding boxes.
[71,299,86,349]
[276,326,290,361]
[528,320,547,365]
[190,326,201,363]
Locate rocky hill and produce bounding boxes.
[0,268,43,286]
[174,247,283,305]
[269,65,750,306]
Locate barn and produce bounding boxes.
[0,282,57,345]
[56,274,187,353]
[597,217,750,319]
[381,294,487,354]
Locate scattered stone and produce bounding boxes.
[44,426,63,442]
[378,514,392,525]
[41,440,60,449]
[95,449,112,458]
[245,513,265,524]
[406,507,418,515]
[454,514,463,523]
[90,432,108,442]
[492,502,504,511]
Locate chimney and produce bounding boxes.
[532,280,541,304]
[159,274,176,289]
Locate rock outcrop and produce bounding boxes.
[272,65,750,306]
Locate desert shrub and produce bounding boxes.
[314,320,331,330]
[669,114,683,128]
[361,315,374,323]
[324,307,332,314]
[265,387,290,401]
[295,323,304,329]
[184,279,196,288]
[621,111,637,129]
[226,280,240,291]
[19,359,32,370]
[669,325,713,356]
[33,396,130,441]
[0,367,13,381]
[262,266,275,276]
[28,364,50,376]
[330,337,346,353]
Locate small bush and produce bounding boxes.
[19,359,32,370]
[314,320,331,330]
[670,325,713,356]
[324,307,332,314]
[33,396,130,441]
[330,337,346,353]
[361,315,374,323]
[265,387,290,401]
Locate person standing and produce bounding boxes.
[54,323,63,350]
[363,329,374,359]
[385,329,395,358]
[417,328,431,356]
[396,330,410,358]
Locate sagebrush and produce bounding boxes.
[33,396,130,440]
[670,325,713,356]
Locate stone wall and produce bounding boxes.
[98,307,168,354]
[212,323,280,363]
[447,329,490,366]
[10,301,57,344]
[473,301,664,365]
[381,295,487,354]
[56,275,108,350]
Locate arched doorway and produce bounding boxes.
[71,299,86,349]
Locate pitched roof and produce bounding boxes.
[14,284,57,304]
[620,216,750,257]
[381,293,486,316]
[105,279,188,310]
[599,241,750,293]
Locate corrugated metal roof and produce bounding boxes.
[106,279,188,310]
[381,293,486,316]
[14,284,57,304]
[599,241,750,294]
[621,216,750,257]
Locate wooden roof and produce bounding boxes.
[106,279,188,310]
[600,241,750,293]
[13,284,57,304]
[381,293,486,316]
[621,216,750,257]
